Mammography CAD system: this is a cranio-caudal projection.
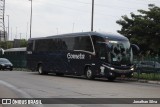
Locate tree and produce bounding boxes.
[20,39,27,47]
[116,4,160,55]
[0,41,13,49]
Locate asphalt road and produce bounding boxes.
[0,71,160,107]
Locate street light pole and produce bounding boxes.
[7,15,9,40]
[3,0,6,41]
[91,0,94,31]
[29,0,32,38]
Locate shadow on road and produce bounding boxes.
[27,71,137,83]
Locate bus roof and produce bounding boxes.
[29,32,128,41]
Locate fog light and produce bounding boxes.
[131,73,134,76]
[109,72,113,76]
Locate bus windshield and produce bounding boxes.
[107,40,133,66]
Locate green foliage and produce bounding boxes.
[133,73,160,80]
[116,4,160,55]
[20,39,27,47]
[0,39,27,49]
[0,41,13,49]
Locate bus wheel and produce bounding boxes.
[85,67,95,80]
[38,65,44,75]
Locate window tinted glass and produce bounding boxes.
[92,35,105,44]
[27,40,33,51]
[0,58,10,63]
[62,36,93,52]
[74,36,93,52]
[53,38,68,51]
[34,36,93,52]
[62,37,75,50]
[35,39,52,52]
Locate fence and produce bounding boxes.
[0,49,27,68]
[2,54,26,68]
[133,56,160,81]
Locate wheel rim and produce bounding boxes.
[87,69,92,78]
[38,66,42,74]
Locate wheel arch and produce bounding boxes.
[84,64,92,74]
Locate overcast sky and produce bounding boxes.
[5,0,160,40]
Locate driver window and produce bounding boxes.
[96,43,107,58]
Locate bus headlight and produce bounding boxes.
[110,67,115,70]
[102,64,115,71]
[131,67,134,71]
[107,66,115,70]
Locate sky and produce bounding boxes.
[4,0,160,40]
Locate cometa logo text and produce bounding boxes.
[67,53,85,59]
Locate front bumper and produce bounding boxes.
[1,65,13,70]
[101,64,134,77]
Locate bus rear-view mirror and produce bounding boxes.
[131,44,140,55]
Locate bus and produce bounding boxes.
[27,32,139,81]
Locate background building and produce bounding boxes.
[0,31,8,41]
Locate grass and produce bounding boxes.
[13,68,28,71]
[133,72,160,81]
[9,68,160,81]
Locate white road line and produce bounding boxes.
[0,80,44,107]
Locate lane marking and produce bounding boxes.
[0,80,44,107]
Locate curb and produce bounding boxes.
[138,80,160,85]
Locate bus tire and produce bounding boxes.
[38,64,45,75]
[85,67,95,80]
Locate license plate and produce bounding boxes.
[7,66,10,68]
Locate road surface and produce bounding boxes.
[0,71,160,107]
